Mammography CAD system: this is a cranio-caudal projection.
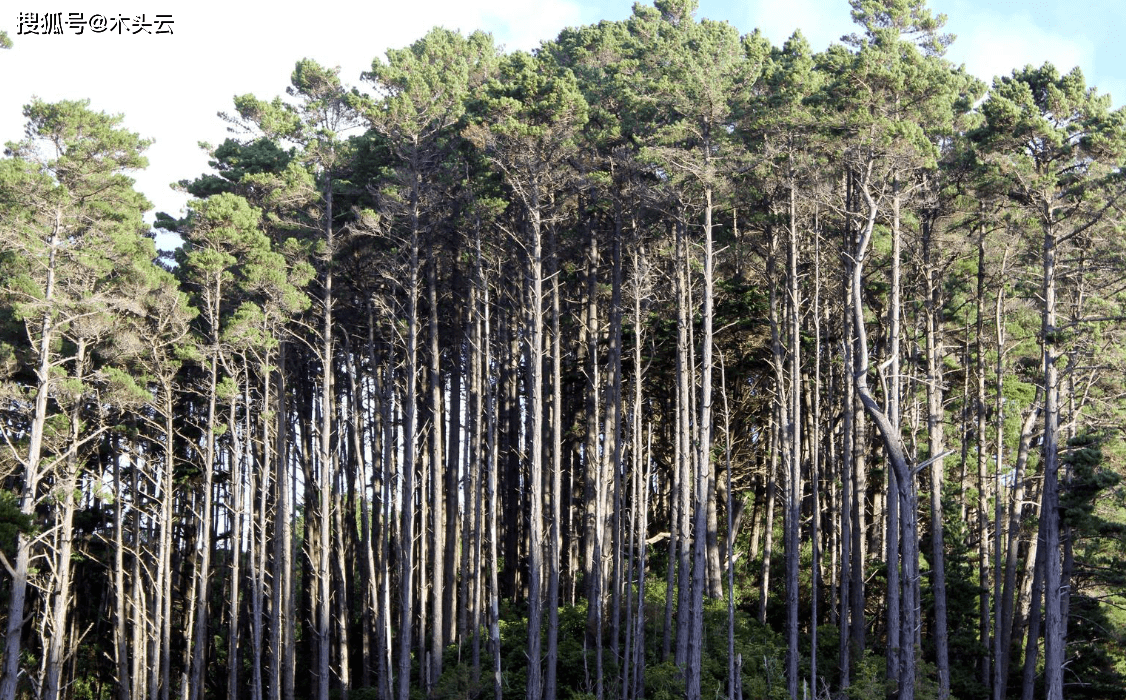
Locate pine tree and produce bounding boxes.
[972,63,1126,700]
[0,99,154,700]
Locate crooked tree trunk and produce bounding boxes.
[851,176,921,700]
[885,189,903,691]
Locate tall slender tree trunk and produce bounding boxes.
[1040,215,1064,700]
[0,219,62,700]
[156,382,176,700]
[524,203,547,700]
[975,236,992,691]
[674,219,694,669]
[687,185,716,700]
[445,280,462,651]
[583,218,605,688]
[189,302,222,700]
[999,398,1040,700]
[605,206,626,669]
[317,173,338,700]
[251,365,272,700]
[1021,503,1046,700]
[44,342,88,700]
[226,386,247,700]
[484,277,503,700]
[808,244,824,700]
[271,346,296,700]
[397,204,422,700]
[992,270,1008,700]
[785,178,802,700]
[428,253,446,688]
[466,275,484,683]
[923,213,951,699]
[546,230,564,700]
[114,439,133,700]
[838,207,854,692]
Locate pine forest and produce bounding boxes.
[2,1,1126,699]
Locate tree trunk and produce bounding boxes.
[428,253,446,689]
[44,342,88,700]
[397,212,421,700]
[785,177,802,700]
[316,170,338,700]
[675,219,694,670]
[0,219,61,700]
[923,213,951,699]
[114,439,133,700]
[524,203,547,700]
[687,185,716,700]
[1040,216,1064,700]
[999,398,1041,699]
[189,308,221,700]
[546,230,564,700]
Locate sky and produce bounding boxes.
[2,0,1123,252]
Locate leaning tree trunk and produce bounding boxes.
[851,177,922,700]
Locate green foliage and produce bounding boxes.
[464,49,588,182]
[181,137,295,200]
[925,509,988,700]
[843,652,893,700]
[1064,594,1126,700]
[363,27,497,142]
[973,62,1126,217]
[6,3,1126,699]
[1057,433,1126,696]
[0,490,33,555]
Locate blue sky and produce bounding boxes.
[2,0,1122,252]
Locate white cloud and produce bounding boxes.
[2,0,1120,255]
[1097,77,1126,108]
[946,11,1096,86]
[0,0,584,251]
[743,0,853,51]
